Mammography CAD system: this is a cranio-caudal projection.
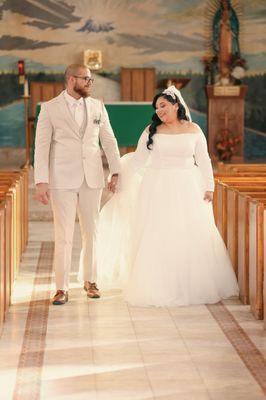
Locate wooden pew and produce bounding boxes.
[214,179,266,315]
[248,198,266,320]
[213,175,266,222]
[264,224,266,329]
[212,168,266,322]
[216,163,266,174]
[0,166,29,328]
[213,177,266,231]
[0,181,21,279]
[235,192,266,308]
[0,202,5,334]
[0,166,29,252]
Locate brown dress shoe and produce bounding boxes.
[52,290,68,305]
[84,281,100,298]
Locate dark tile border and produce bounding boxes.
[13,242,54,400]
[207,302,266,395]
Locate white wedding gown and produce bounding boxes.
[97,128,239,306]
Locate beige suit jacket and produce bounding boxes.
[34,91,121,189]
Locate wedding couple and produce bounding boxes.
[35,64,239,307]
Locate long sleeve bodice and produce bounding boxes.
[130,128,151,171]
[127,128,214,192]
[194,129,215,191]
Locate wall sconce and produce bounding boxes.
[84,50,102,70]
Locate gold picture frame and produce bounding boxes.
[84,50,102,70]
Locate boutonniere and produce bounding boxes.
[93,116,101,125]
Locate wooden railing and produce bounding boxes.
[0,166,29,334]
[214,163,266,326]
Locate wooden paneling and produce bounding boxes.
[121,68,155,101]
[120,69,132,101]
[131,69,145,101]
[144,69,156,101]
[30,82,64,117]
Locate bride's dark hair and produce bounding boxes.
[147,92,190,150]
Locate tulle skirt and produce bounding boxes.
[97,154,239,307]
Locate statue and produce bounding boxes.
[212,0,240,78]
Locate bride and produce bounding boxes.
[95,86,239,307]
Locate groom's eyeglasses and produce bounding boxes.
[73,75,94,84]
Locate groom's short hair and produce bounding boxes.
[64,64,88,83]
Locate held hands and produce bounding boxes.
[35,183,50,205]
[204,191,213,202]
[108,174,119,193]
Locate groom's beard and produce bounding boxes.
[74,84,91,98]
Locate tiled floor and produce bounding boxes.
[0,221,266,400]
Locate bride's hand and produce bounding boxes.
[108,174,119,193]
[204,191,213,202]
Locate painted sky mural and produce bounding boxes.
[0,0,265,74]
[0,0,265,156]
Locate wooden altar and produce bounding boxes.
[206,85,247,161]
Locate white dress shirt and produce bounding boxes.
[64,90,85,128]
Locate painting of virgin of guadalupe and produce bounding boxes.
[212,0,240,77]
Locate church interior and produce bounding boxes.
[0,0,266,399]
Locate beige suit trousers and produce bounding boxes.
[50,180,102,291]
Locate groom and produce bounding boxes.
[34,64,121,305]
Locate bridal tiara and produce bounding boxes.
[162,85,192,122]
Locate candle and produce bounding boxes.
[24,79,29,97]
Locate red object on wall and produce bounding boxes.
[18,60,25,75]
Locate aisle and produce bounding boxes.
[0,222,265,400]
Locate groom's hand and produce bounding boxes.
[35,183,50,205]
[108,174,119,193]
[204,191,213,202]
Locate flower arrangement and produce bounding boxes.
[228,55,247,85]
[216,128,241,161]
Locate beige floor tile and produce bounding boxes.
[146,361,207,396]
[208,383,266,400]
[95,367,154,400]
[154,391,211,400]
[138,338,190,364]
[195,359,261,390]
[129,306,171,320]
[131,319,179,340]
[92,342,143,366]
[40,373,97,400]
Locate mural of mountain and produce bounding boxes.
[77,19,114,33]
